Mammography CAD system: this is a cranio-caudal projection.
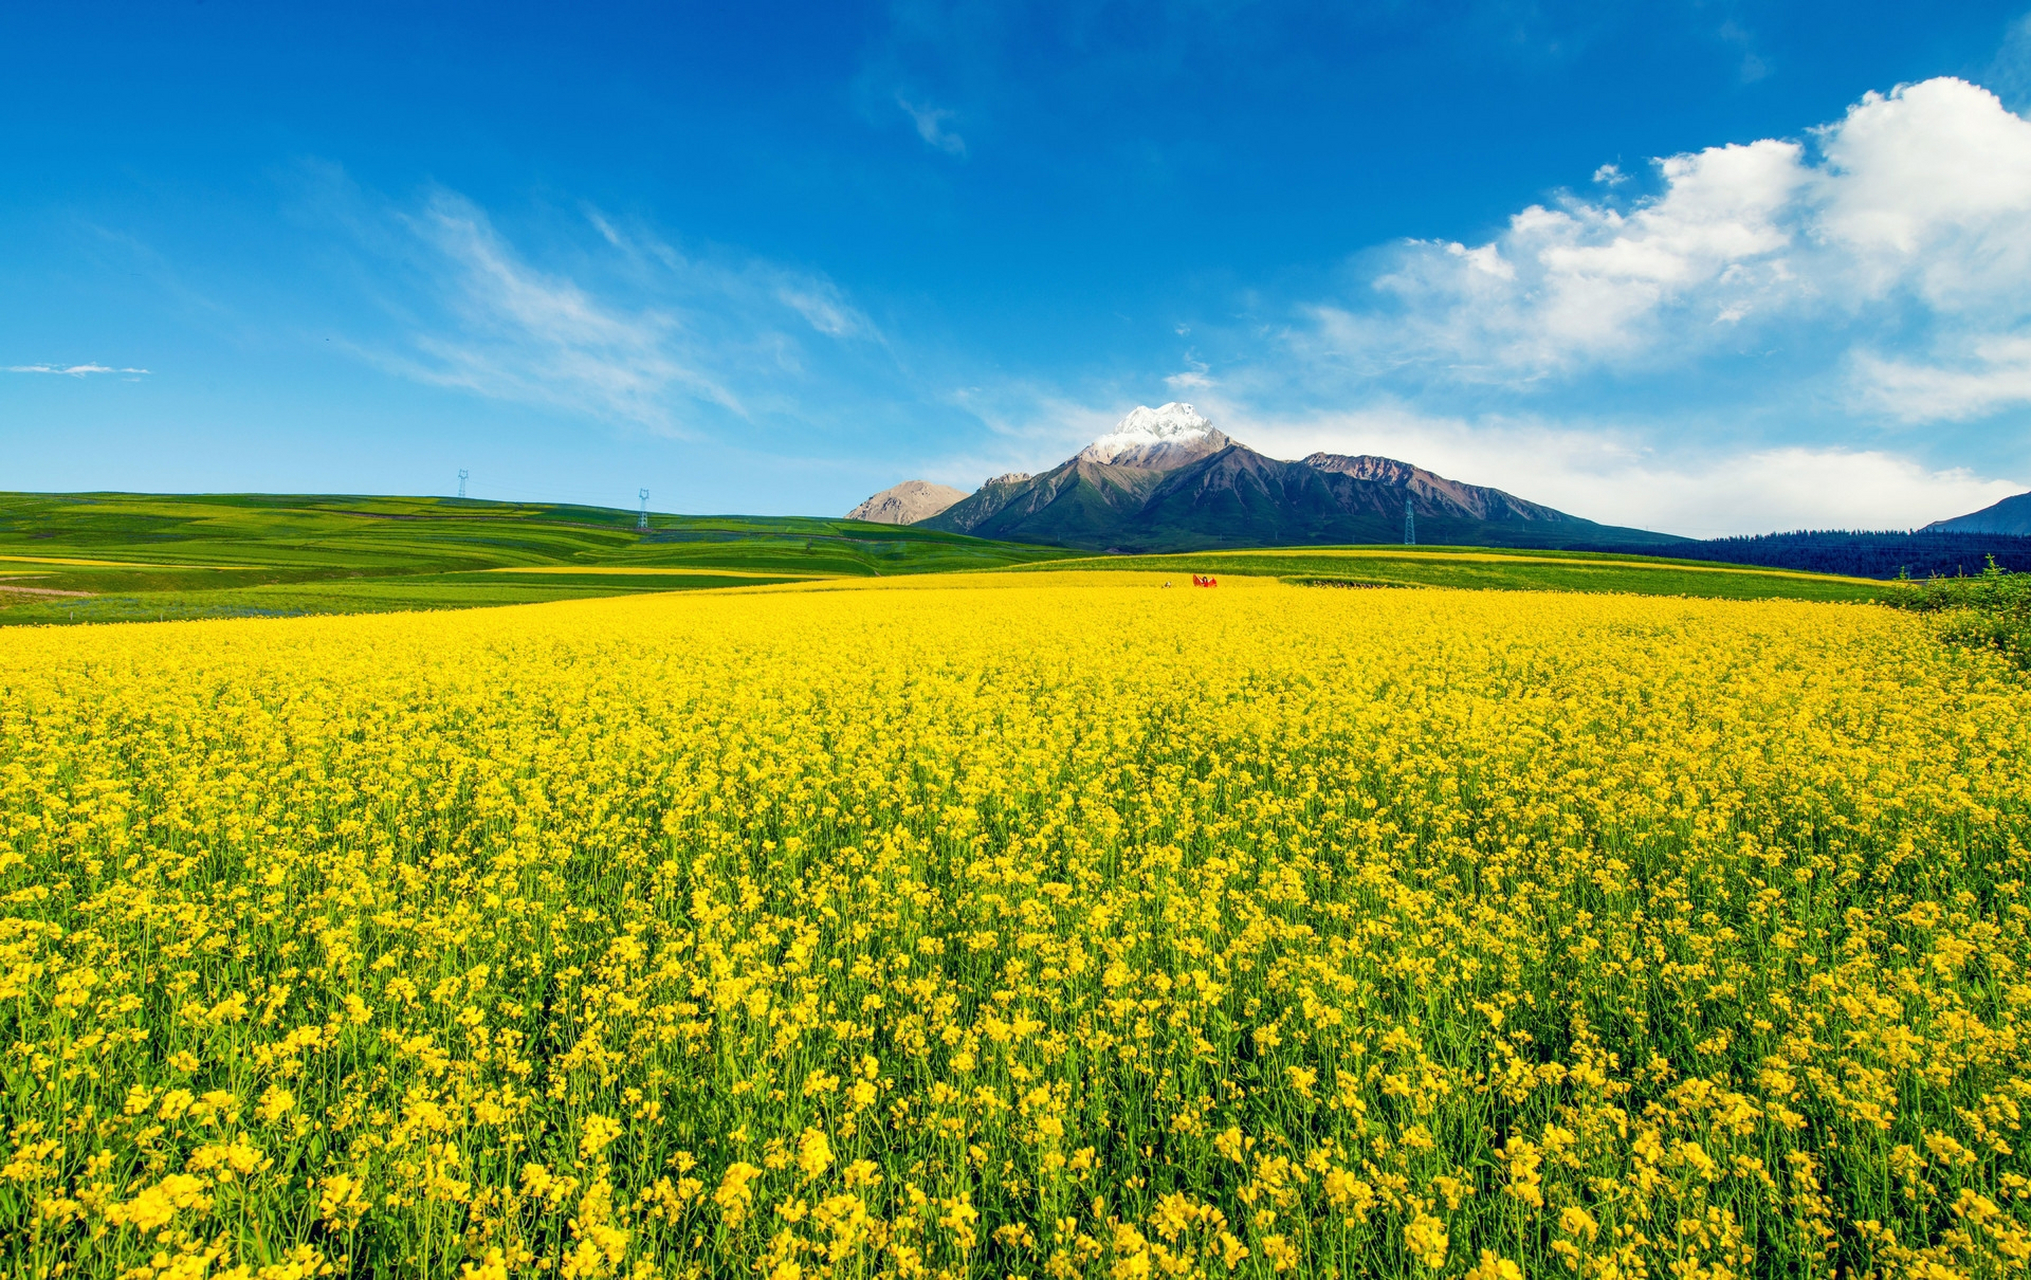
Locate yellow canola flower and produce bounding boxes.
[1404,1211,1449,1269]
[796,1128,831,1179]
[578,1114,624,1164]
[715,1162,764,1229]
[0,574,2027,1279]
[103,1173,211,1233]
[1463,1250,1524,1280]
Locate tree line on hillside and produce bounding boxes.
[1583,530,2031,580]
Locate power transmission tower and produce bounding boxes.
[638,488,650,531]
[457,469,469,500]
[1404,496,1416,546]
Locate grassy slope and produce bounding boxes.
[0,493,1901,625]
[1028,546,1897,602]
[0,492,1076,624]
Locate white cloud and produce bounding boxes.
[1224,406,2024,536]
[7,363,146,377]
[1814,79,2031,304]
[1338,136,1807,376]
[1856,336,2031,423]
[774,283,873,339]
[387,195,731,430]
[896,95,967,156]
[351,190,881,435]
[1306,77,2031,421]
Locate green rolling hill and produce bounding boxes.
[0,491,1075,624]
[0,491,1906,627]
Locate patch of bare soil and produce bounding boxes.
[0,584,95,605]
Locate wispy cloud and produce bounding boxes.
[1990,10,2031,110]
[318,178,889,437]
[775,283,872,339]
[917,382,1122,487]
[582,206,879,343]
[8,363,149,377]
[386,193,736,430]
[896,94,967,156]
[1718,21,1770,84]
[1856,336,2031,423]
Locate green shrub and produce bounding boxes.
[1885,555,2031,667]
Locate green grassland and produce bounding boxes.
[0,492,1905,625]
[1037,545,1899,602]
[0,492,1076,624]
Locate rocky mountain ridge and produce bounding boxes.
[845,479,967,525]
[910,404,1682,553]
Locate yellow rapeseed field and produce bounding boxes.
[2,573,2029,1280]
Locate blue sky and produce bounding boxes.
[5,0,2031,534]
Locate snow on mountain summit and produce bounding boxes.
[1085,403,1213,456]
[1078,403,1231,468]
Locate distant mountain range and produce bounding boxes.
[855,403,1684,553]
[1927,491,2031,536]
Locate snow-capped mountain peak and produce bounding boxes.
[1078,403,1231,468]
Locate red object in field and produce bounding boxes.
[1191,574,1217,588]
